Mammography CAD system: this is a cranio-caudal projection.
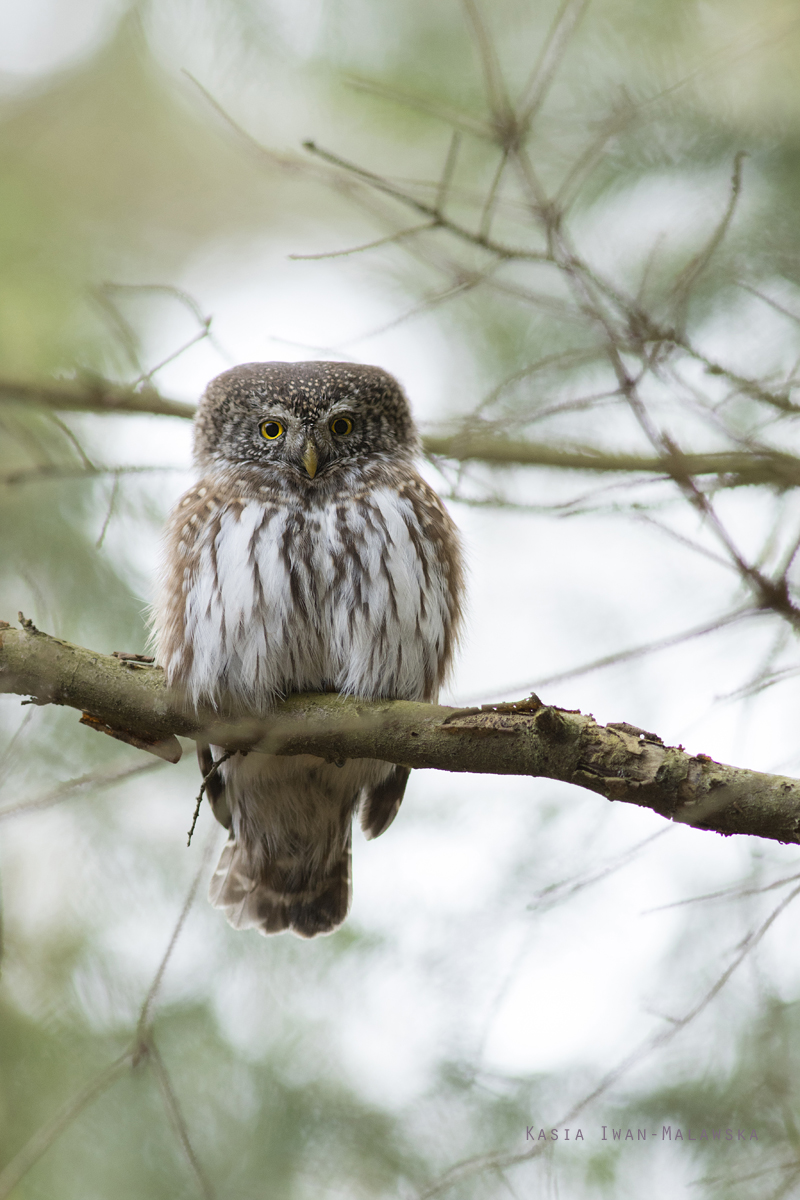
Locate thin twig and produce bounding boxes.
[738,282,800,329]
[0,1053,134,1200]
[517,0,593,129]
[344,267,499,347]
[95,471,121,550]
[479,147,510,241]
[436,131,462,215]
[459,607,749,702]
[0,829,219,1198]
[528,827,672,912]
[134,325,212,388]
[461,0,512,126]
[288,221,437,260]
[419,881,800,1196]
[0,707,36,776]
[137,832,218,1041]
[50,414,95,470]
[147,1038,216,1200]
[345,75,493,140]
[302,140,550,262]
[642,869,800,915]
[187,751,235,846]
[670,151,748,322]
[0,759,165,821]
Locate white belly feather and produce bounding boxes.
[177,486,449,710]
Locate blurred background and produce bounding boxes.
[2,0,800,1196]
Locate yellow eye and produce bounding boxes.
[260,420,284,440]
[330,416,353,436]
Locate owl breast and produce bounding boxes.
[162,478,457,711]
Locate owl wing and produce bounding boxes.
[359,472,462,841]
[360,765,411,840]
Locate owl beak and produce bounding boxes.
[302,439,319,479]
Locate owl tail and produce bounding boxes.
[208,835,351,938]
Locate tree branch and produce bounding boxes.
[4,376,800,487]
[0,377,195,420]
[423,434,800,486]
[2,622,799,845]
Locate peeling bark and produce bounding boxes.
[2,622,799,844]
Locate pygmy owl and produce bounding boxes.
[153,361,464,937]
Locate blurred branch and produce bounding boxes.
[299,140,800,420]
[0,759,165,821]
[3,623,800,846]
[670,151,747,323]
[0,377,195,419]
[424,435,800,486]
[516,0,592,129]
[0,1053,134,1200]
[344,75,493,139]
[301,140,550,261]
[469,607,748,700]
[0,464,178,488]
[5,375,800,487]
[421,878,800,1197]
[147,1039,216,1200]
[288,221,438,260]
[0,831,218,1200]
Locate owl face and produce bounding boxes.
[193,361,419,482]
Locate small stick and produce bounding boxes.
[187,750,235,845]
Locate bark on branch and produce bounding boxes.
[2,622,799,845]
[3,377,800,486]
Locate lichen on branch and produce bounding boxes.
[2,622,799,845]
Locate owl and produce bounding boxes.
[153,361,464,938]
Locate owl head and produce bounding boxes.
[192,361,420,482]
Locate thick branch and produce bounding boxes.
[3,377,799,486]
[2,623,799,844]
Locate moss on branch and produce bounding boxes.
[2,622,800,844]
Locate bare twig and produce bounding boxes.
[0,759,166,821]
[528,827,672,912]
[517,0,593,130]
[288,221,437,260]
[136,834,217,1042]
[460,607,750,701]
[0,828,218,1199]
[642,869,800,914]
[301,140,550,261]
[95,472,121,549]
[461,0,513,129]
[50,414,95,471]
[147,1039,216,1200]
[436,131,462,215]
[419,881,800,1197]
[187,750,235,845]
[0,1053,134,1200]
[345,75,493,140]
[670,152,748,323]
